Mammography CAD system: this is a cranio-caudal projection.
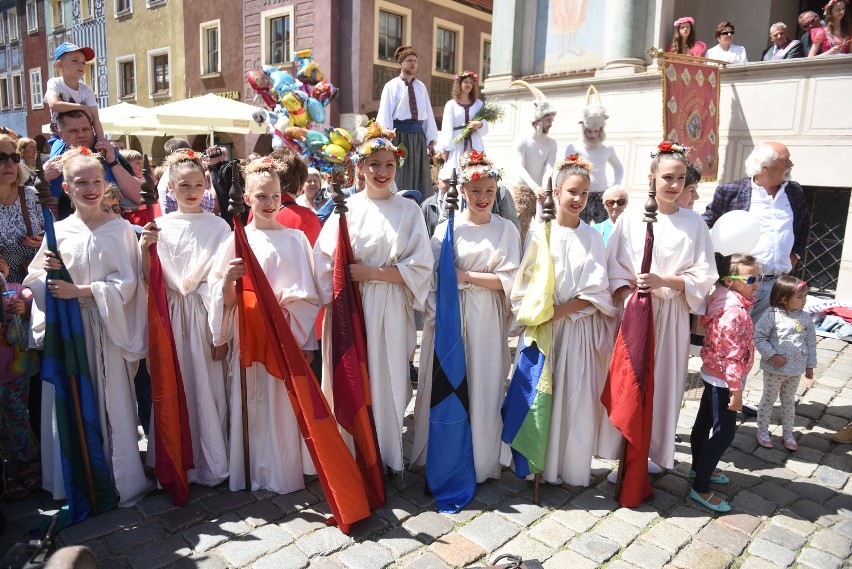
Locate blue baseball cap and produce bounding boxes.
[399,189,422,204]
[55,42,95,63]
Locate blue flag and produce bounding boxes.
[425,215,475,513]
[39,205,118,524]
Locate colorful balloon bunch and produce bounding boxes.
[246,49,353,174]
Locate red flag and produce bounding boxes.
[146,234,194,506]
[233,219,370,533]
[600,224,655,508]
[331,215,386,510]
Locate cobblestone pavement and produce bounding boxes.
[1,337,850,569]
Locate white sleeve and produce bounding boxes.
[376,81,396,130]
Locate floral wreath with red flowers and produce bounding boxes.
[354,122,407,167]
[167,149,204,168]
[555,154,594,174]
[453,70,479,83]
[243,156,279,177]
[651,141,689,158]
[824,0,847,12]
[458,149,502,184]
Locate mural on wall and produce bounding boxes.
[544,0,607,74]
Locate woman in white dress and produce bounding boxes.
[314,123,433,474]
[604,142,717,472]
[412,150,520,483]
[705,21,748,63]
[514,156,616,487]
[140,151,231,487]
[27,148,152,506]
[437,72,489,181]
[209,159,321,494]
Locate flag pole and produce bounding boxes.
[531,177,556,507]
[35,156,99,514]
[613,165,659,502]
[228,161,252,492]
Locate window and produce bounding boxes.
[261,7,293,66]
[0,14,5,43]
[200,20,220,75]
[85,61,97,95]
[81,0,93,20]
[148,49,169,96]
[115,0,132,16]
[8,8,18,41]
[52,0,64,29]
[378,10,403,61]
[116,56,135,99]
[26,1,38,33]
[11,73,22,107]
[29,68,42,108]
[0,77,8,110]
[435,27,456,74]
[482,38,491,80]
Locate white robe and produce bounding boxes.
[411,215,520,482]
[314,192,433,472]
[436,99,490,180]
[604,208,717,468]
[513,222,616,486]
[209,227,320,494]
[26,217,153,506]
[563,141,625,194]
[151,211,231,486]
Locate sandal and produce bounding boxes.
[689,469,730,485]
[783,435,798,452]
[756,432,773,449]
[689,488,731,513]
[2,481,30,502]
[17,468,41,491]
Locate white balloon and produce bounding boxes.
[710,210,761,256]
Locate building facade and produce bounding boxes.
[22,0,50,145]
[72,0,107,108]
[0,0,29,136]
[485,0,852,300]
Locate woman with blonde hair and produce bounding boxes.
[16,137,39,185]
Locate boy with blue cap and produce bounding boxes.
[45,42,105,157]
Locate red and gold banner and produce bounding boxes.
[661,55,722,181]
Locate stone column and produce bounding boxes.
[484,0,527,90]
[602,0,651,75]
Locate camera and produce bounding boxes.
[207,146,223,159]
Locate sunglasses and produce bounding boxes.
[727,275,763,285]
[802,17,819,28]
[0,152,22,164]
[719,31,735,36]
[605,199,628,207]
[101,204,122,214]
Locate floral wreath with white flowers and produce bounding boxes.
[453,70,479,83]
[353,122,408,167]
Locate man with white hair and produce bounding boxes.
[510,80,558,204]
[703,142,810,417]
[762,22,805,61]
[703,142,810,323]
[564,94,624,223]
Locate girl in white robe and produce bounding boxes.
[513,157,616,487]
[26,149,152,506]
[412,150,520,483]
[437,72,489,180]
[603,142,717,471]
[140,151,231,486]
[314,125,433,474]
[209,159,321,494]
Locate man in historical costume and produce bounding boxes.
[510,80,558,208]
[762,22,805,61]
[703,142,810,415]
[376,46,439,199]
[42,110,141,221]
[564,90,625,224]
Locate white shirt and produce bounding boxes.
[45,77,98,129]
[376,77,439,143]
[748,180,795,275]
[706,44,748,64]
[564,140,624,194]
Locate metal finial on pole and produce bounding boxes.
[331,173,348,214]
[643,179,659,224]
[228,159,245,217]
[540,178,555,223]
[445,168,460,214]
[34,154,54,209]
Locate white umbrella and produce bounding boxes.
[154,93,267,145]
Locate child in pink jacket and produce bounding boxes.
[689,253,760,512]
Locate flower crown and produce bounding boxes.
[458,150,502,184]
[651,141,690,158]
[824,0,847,11]
[674,16,695,27]
[166,149,204,168]
[454,70,479,82]
[242,156,279,177]
[555,154,594,174]
[353,122,407,167]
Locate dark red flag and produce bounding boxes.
[600,224,656,508]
